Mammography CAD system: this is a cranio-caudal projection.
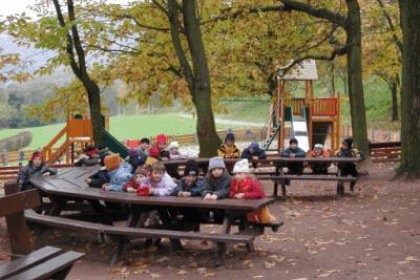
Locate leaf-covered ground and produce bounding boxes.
[1,163,419,280]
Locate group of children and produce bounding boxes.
[17,132,361,226]
[216,132,361,176]
[91,152,275,223]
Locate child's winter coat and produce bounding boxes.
[335,148,361,176]
[217,143,241,159]
[87,168,110,188]
[18,163,57,190]
[230,176,274,223]
[141,173,176,196]
[107,162,133,192]
[172,177,205,196]
[201,172,231,199]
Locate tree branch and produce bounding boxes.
[151,0,169,16]
[52,0,81,79]
[279,0,347,28]
[67,0,88,74]
[112,13,171,32]
[202,5,288,24]
[279,45,348,76]
[167,0,194,87]
[376,0,403,55]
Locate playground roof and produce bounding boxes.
[277,60,318,81]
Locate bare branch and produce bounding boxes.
[202,5,288,24]
[279,0,347,28]
[280,45,348,76]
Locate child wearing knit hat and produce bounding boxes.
[17,151,58,191]
[102,154,133,192]
[201,157,231,201]
[172,160,204,197]
[307,143,331,174]
[74,145,100,167]
[217,133,241,159]
[280,138,306,174]
[168,141,182,160]
[123,165,149,192]
[335,137,363,192]
[230,159,275,223]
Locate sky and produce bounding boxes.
[0,0,132,17]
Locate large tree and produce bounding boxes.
[398,0,420,178]
[51,0,103,144]
[7,0,104,144]
[279,0,370,157]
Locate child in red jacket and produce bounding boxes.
[123,165,148,193]
[230,159,275,223]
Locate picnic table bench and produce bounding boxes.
[28,167,281,266]
[0,182,84,280]
[164,157,364,199]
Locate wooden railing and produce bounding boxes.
[42,126,67,162]
[312,98,338,116]
[288,98,306,115]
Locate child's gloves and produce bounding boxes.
[137,186,151,196]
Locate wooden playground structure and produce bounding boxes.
[264,60,340,152]
[41,115,110,165]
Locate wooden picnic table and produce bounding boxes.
[28,167,278,265]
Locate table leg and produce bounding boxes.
[273,182,278,198]
[281,182,287,201]
[47,196,67,216]
[111,206,143,265]
[157,209,183,251]
[216,215,232,266]
[238,217,255,252]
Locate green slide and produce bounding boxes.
[102,130,128,158]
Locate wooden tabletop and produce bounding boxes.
[164,156,363,167]
[29,167,274,211]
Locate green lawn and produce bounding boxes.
[216,78,400,131]
[0,114,243,151]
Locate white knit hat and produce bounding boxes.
[314,143,324,149]
[233,159,251,173]
[168,141,179,150]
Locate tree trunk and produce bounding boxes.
[390,77,399,122]
[398,0,420,177]
[345,0,370,157]
[85,82,104,144]
[330,62,336,95]
[179,0,222,156]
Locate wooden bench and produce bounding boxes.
[0,182,84,280]
[258,174,358,199]
[25,210,254,264]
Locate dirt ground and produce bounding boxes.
[1,163,419,280]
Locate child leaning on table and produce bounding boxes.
[201,157,231,200]
[230,159,275,223]
[101,154,133,192]
[17,151,58,191]
[139,161,176,196]
[123,165,148,193]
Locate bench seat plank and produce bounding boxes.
[7,251,84,280]
[0,246,62,279]
[258,175,357,182]
[25,211,254,244]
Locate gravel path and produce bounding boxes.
[177,114,265,127]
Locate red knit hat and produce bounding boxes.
[149,146,161,159]
[30,151,43,163]
[156,134,168,144]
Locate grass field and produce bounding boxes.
[0,77,400,151]
[0,114,244,151]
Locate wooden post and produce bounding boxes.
[4,182,33,258]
